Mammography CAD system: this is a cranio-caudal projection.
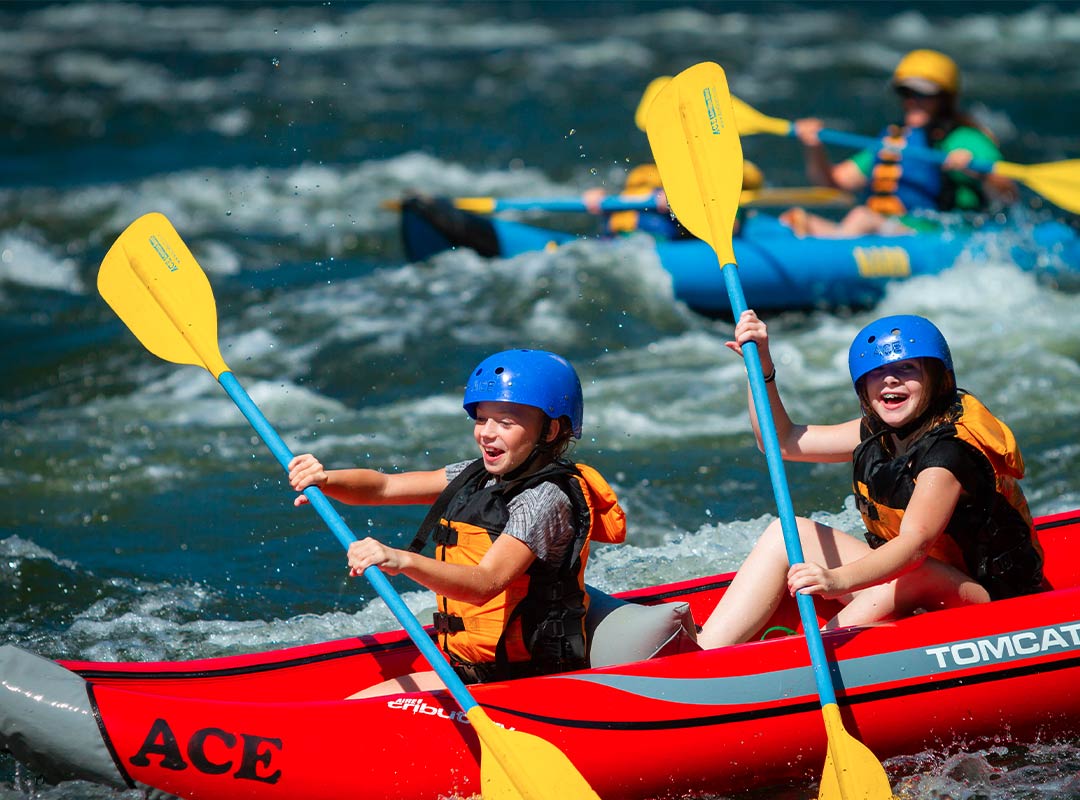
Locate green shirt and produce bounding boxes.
[851,126,1002,211]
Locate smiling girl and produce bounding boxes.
[697,311,1043,649]
[288,349,625,695]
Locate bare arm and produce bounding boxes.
[792,118,868,193]
[346,531,536,605]
[725,309,862,463]
[288,453,447,507]
[788,467,963,597]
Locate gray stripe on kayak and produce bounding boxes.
[0,644,129,787]
[565,619,1080,706]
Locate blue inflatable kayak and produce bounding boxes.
[400,196,1080,316]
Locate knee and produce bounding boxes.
[757,519,786,548]
[844,206,875,223]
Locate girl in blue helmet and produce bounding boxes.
[698,310,1042,649]
[288,349,625,696]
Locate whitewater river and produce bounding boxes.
[3,2,1079,797]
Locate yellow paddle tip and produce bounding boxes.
[644,62,742,264]
[467,706,600,800]
[453,197,498,213]
[817,704,896,800]
[730,95,794,137]
[98,213,231,379]
[635,75,673,131]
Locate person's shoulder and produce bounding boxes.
[943,125,1001,157]
[444,460,478,482]
[917,432,990,487]
[522,479,573,505]
[850,148,874,174]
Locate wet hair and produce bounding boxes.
[923,93,997,146]
[539,416,576,461]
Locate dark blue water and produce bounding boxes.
[3,2,1080,797]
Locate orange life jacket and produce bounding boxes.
[852,392,1043,600]
[864,126,945,217]
[408,459,626,677]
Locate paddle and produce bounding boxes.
[634,75,673,131]
[382,187,852,214]
[97,212,600,800]
[645,63,896,800]
[730,95,1080,215]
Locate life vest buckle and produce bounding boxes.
[431,612,466,634]
[431,524,458,546]
[539,619,566,638]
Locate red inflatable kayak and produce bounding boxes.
[3,508,1079,799]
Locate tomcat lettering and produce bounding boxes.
[926,623,1080,669]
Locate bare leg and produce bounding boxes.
[828,557,989,629]
[780,205,915,239]
[698,517,868,649]
[835,206,914,238]
[696,520,788,649]
[347,669,445,700]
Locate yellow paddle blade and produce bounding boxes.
[644,62,743,265]
[993,158,1080,215]
[817,704,897,800]
[97,212,230,378]
[453,197,499,214]
[467,707,600,800]
[741,186,855,208]
[730,95,793,137]
[634,75,672,131]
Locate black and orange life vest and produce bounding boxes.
[408,459,626,678]
[852,392,1043,600]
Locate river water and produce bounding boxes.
[3,2,1079,798]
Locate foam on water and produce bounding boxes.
[0,234,83,294]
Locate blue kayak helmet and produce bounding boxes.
[848,314,954,386]
[463,349,583,439]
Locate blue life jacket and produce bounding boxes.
[866,126,943,216]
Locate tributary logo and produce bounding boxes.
[386,698,517,730]
[387,697,470,724]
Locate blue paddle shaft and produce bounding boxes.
[217,370,479,713]
[493,196,660,213]
[720,264,838,707]
[808,128,995,175]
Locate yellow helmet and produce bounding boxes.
[624,164,663,192]
[742,160,764,191]
[892,49,959,95]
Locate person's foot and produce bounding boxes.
[779,206,809,237]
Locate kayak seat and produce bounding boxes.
[585,585,701,668]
